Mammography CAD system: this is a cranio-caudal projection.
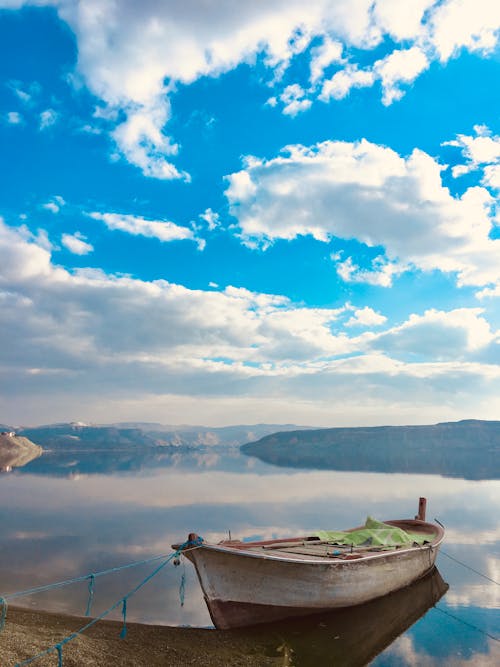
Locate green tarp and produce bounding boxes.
[314,517,428,547]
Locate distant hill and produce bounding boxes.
[0,432,43,470]
[15,422,306,450]
[16,424,163,450]
[241,420,500,480]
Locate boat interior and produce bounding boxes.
[217,519,441,562]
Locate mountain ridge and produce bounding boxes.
[9,422,309,450]
[240,419,500,480]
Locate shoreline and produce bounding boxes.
[1,606,279,666]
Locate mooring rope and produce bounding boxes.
[0,549,191,636]
[439,550,500,586]
[85,574,95,617]
[13,537,202,667]
[434,604,499,642]
[433,548,499,643]
[179,569,186,607]
[3,551,176,602]
[0,596,7,632]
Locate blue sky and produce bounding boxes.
[1,0,500,426]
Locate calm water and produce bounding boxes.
[0,447,499,665]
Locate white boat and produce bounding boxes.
[175,498,445,629]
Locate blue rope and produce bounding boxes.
[0,596,7,632]
[56,644,63,667]
[14,537,202,667]
[120,598,127,639]
[439,550,500,585]
[179,571,186,607]
[85,575,95,617]
[3,551,173,602]
[434,604,499,642]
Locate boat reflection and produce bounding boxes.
[232,567,448,666]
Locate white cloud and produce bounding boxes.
[346,306,387,327]
[3,1,499,177]
[14,87,31,104]
[8,80,41,106]
[61,232,94,256]
[483,164,500,190]
[278,84,312,117]
[199,208,220,231]
[14,224,54,253]
[373,0,436,41]
[372,308,496,360]
[477,282,500,299]
[309,36,344,83]
[55,0,356,178]
[320,65,375,101]
[6,111,23,124]
[78,123,102,135]
[88,211,201,246]
[0,217,351,371]
[335,256,402,287]
[39,108,59,130]
[225,138,500,291]
[225,170,257,202]
[112,102,187,181]
[42,196,65,214]
[1,218,500,424]
[319,46,428,106]
[445,126,500,185]
[0,220,57,282]
[374,46,429,105]
[429,0,500,61]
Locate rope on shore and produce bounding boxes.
[0,596,7,632]
[13,537,203,667]
[85,574,95,617]
[120,598,128,639]
[179,571,186,607]
[439,550,500,586]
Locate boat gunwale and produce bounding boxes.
[182,519,445,566]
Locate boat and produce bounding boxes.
[174,497,445,629]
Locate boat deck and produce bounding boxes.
[217,520,437,562]
[219,537,431,561]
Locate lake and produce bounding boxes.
[0,446,499,665]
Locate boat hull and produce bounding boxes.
[185,539,441,629]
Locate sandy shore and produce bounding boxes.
[1,607,282,666]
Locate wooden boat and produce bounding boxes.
[175,498,445,629]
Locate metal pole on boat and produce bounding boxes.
[415,497,427,521]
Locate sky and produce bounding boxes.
[0,0,500,427]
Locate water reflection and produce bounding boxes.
[12,446,251,477]
[0,448,498,665]
[234,567,448,667]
